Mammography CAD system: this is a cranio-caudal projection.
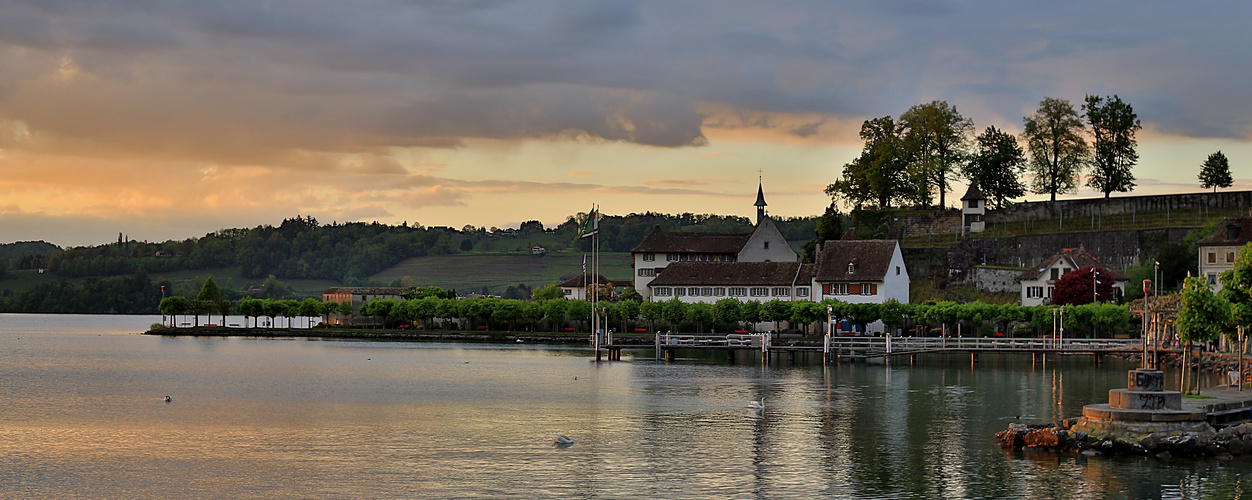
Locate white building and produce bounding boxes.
[558,274,611,301]
[1197,217,1252,293]
[647,262,814,304]
[631,182,796,300]
[811,240,910,305]
[961,183,986,234]
[1017,247,1127,306]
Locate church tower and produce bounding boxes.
[754,178,768,224]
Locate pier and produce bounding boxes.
[597,332,1155,365]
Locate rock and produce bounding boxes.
[1217,453,1234,460]
[1156,451,1173,459]
[1139,435,1161,453]
[1023,428,1061,448]
[1226,439,1244,455]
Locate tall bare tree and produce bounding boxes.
[1083,94,1141,198]
[1022,97,1088,202]
[900,100,973,208]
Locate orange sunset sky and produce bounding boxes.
[1,1,1249,247]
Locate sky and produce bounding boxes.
[1,0,1250,247]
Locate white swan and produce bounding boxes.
[748,399,764,410]
[553,434,574,448]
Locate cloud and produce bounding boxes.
[643,179,708,187]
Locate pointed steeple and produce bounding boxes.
[754,176,767,224]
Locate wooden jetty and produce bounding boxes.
[595,332,1167,366]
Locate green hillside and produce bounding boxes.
[371,252,633,293]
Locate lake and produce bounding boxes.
[1,313,1249,499]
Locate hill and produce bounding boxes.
[371,253,633,293]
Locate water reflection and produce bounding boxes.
[3,315,1252,498]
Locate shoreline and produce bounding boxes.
[143,327,660,345]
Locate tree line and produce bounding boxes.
[13,212,818,284]
[826,96,1236,210]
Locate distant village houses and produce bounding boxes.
[1198,217,1252,293]
[1017,247,1128,306]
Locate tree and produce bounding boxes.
[640,300,663,332]
[803,203,845,263]
[1199,151,1234,193]
[196,276,223,315]
[298,298,322,328]
[1050,266,1116,306]
[1219,243,1252,338]
[661,298,688,331]
[761,300,793,332]
[532,283,565,302]
[687,302,714,333]
[826,116,915,208]
[619,287,643,302]
[1083,94,1141,198]
[543,299,569,332]
[616,299,640,333]
[899,100,973,208]
[1177,275,1233,394]
[565,300,592,332]
[159,296,190,327]
[713,298,743,331]
[963,126,1027,209]
[1023,97,1088,201]
[788,301,825,336]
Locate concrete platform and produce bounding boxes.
[1082,403,1207,422]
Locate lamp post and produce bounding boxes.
[1093,268,1099,304]
[161,285,167,327]
[1142,279,1151,369]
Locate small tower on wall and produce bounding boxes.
[755,178,768,224]
[961,183,986,234]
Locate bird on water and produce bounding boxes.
[748,399,764,410]
[553,434,574,448]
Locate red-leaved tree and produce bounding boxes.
[1051,266,1116,305]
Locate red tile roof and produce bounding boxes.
[812,240,900,282]
[1197,217,1252,247]
[630,225,750,254]
[558,274,612,288]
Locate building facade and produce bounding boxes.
[647,262,814,304]
[1197,217,1252,293]
[811,240,910,305]
[1016,247,1128,306]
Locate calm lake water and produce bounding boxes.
[2,313,1250,499]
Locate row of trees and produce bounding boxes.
[1175,242,1252,393]
[33,212,819,283]
[825,95,1236,210]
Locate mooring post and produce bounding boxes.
[787,350,796,364]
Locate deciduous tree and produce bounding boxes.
[963,126,1027,209]
[826,116,915,208]
[1023,97,1088,202]
[900,100,973,208]
[1083,94,1141,198]
[1050,266,1116,306]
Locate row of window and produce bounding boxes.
[639,253,736,262]
[1207,250,1238,265]
[821,283,877,296]
[653,287,810,298]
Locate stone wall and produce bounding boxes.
[991,190,1252,224]
[968,267,1022,293]
[902,226,1198,283]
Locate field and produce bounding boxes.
[370,252,634,293]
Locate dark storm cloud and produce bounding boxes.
[0,0,1248,163]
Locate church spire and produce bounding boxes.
[754,174,767,224]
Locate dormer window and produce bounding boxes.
[847,262,855,274]
[764,241,770,250]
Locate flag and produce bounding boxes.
[580,206,599,238]
[582,254,587,274]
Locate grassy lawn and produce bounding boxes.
[0,268,80,292]
[371,252,633,293]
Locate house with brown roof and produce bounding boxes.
[961,182,987,234]
[631,181,797,299]
[811,240,910,305]
[558,274,612,301]
[1016,247,1127,306]
[1198,217,1252,293]
[647,262,814,304]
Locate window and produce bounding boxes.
[861,284,875,295]
[643,253,655,261]
[563,289,572,295]
[764,241,770,250]
[1228,251,1236,263]
[750,287,769,297]
[1027,286,1043,298]
[674,287,686,296]
[848,263,855,274]
[1050,268,1059,281]
[714,288,725,297]
[701,287,713,296]
[1209,273,1218,285]
[655,287,672,297]
[796,288,809,297]
[1063,268,1072,275]
[969,199,978,209]
[637,268,655,277]
[1046,286,1053,297]
[825,283,848,295]
[688,287,700,296]
[667,254,679,262]
[1209,252,1217,264]
[729,287,747,297]
[772,287,789,296]
[896,266,901,276]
